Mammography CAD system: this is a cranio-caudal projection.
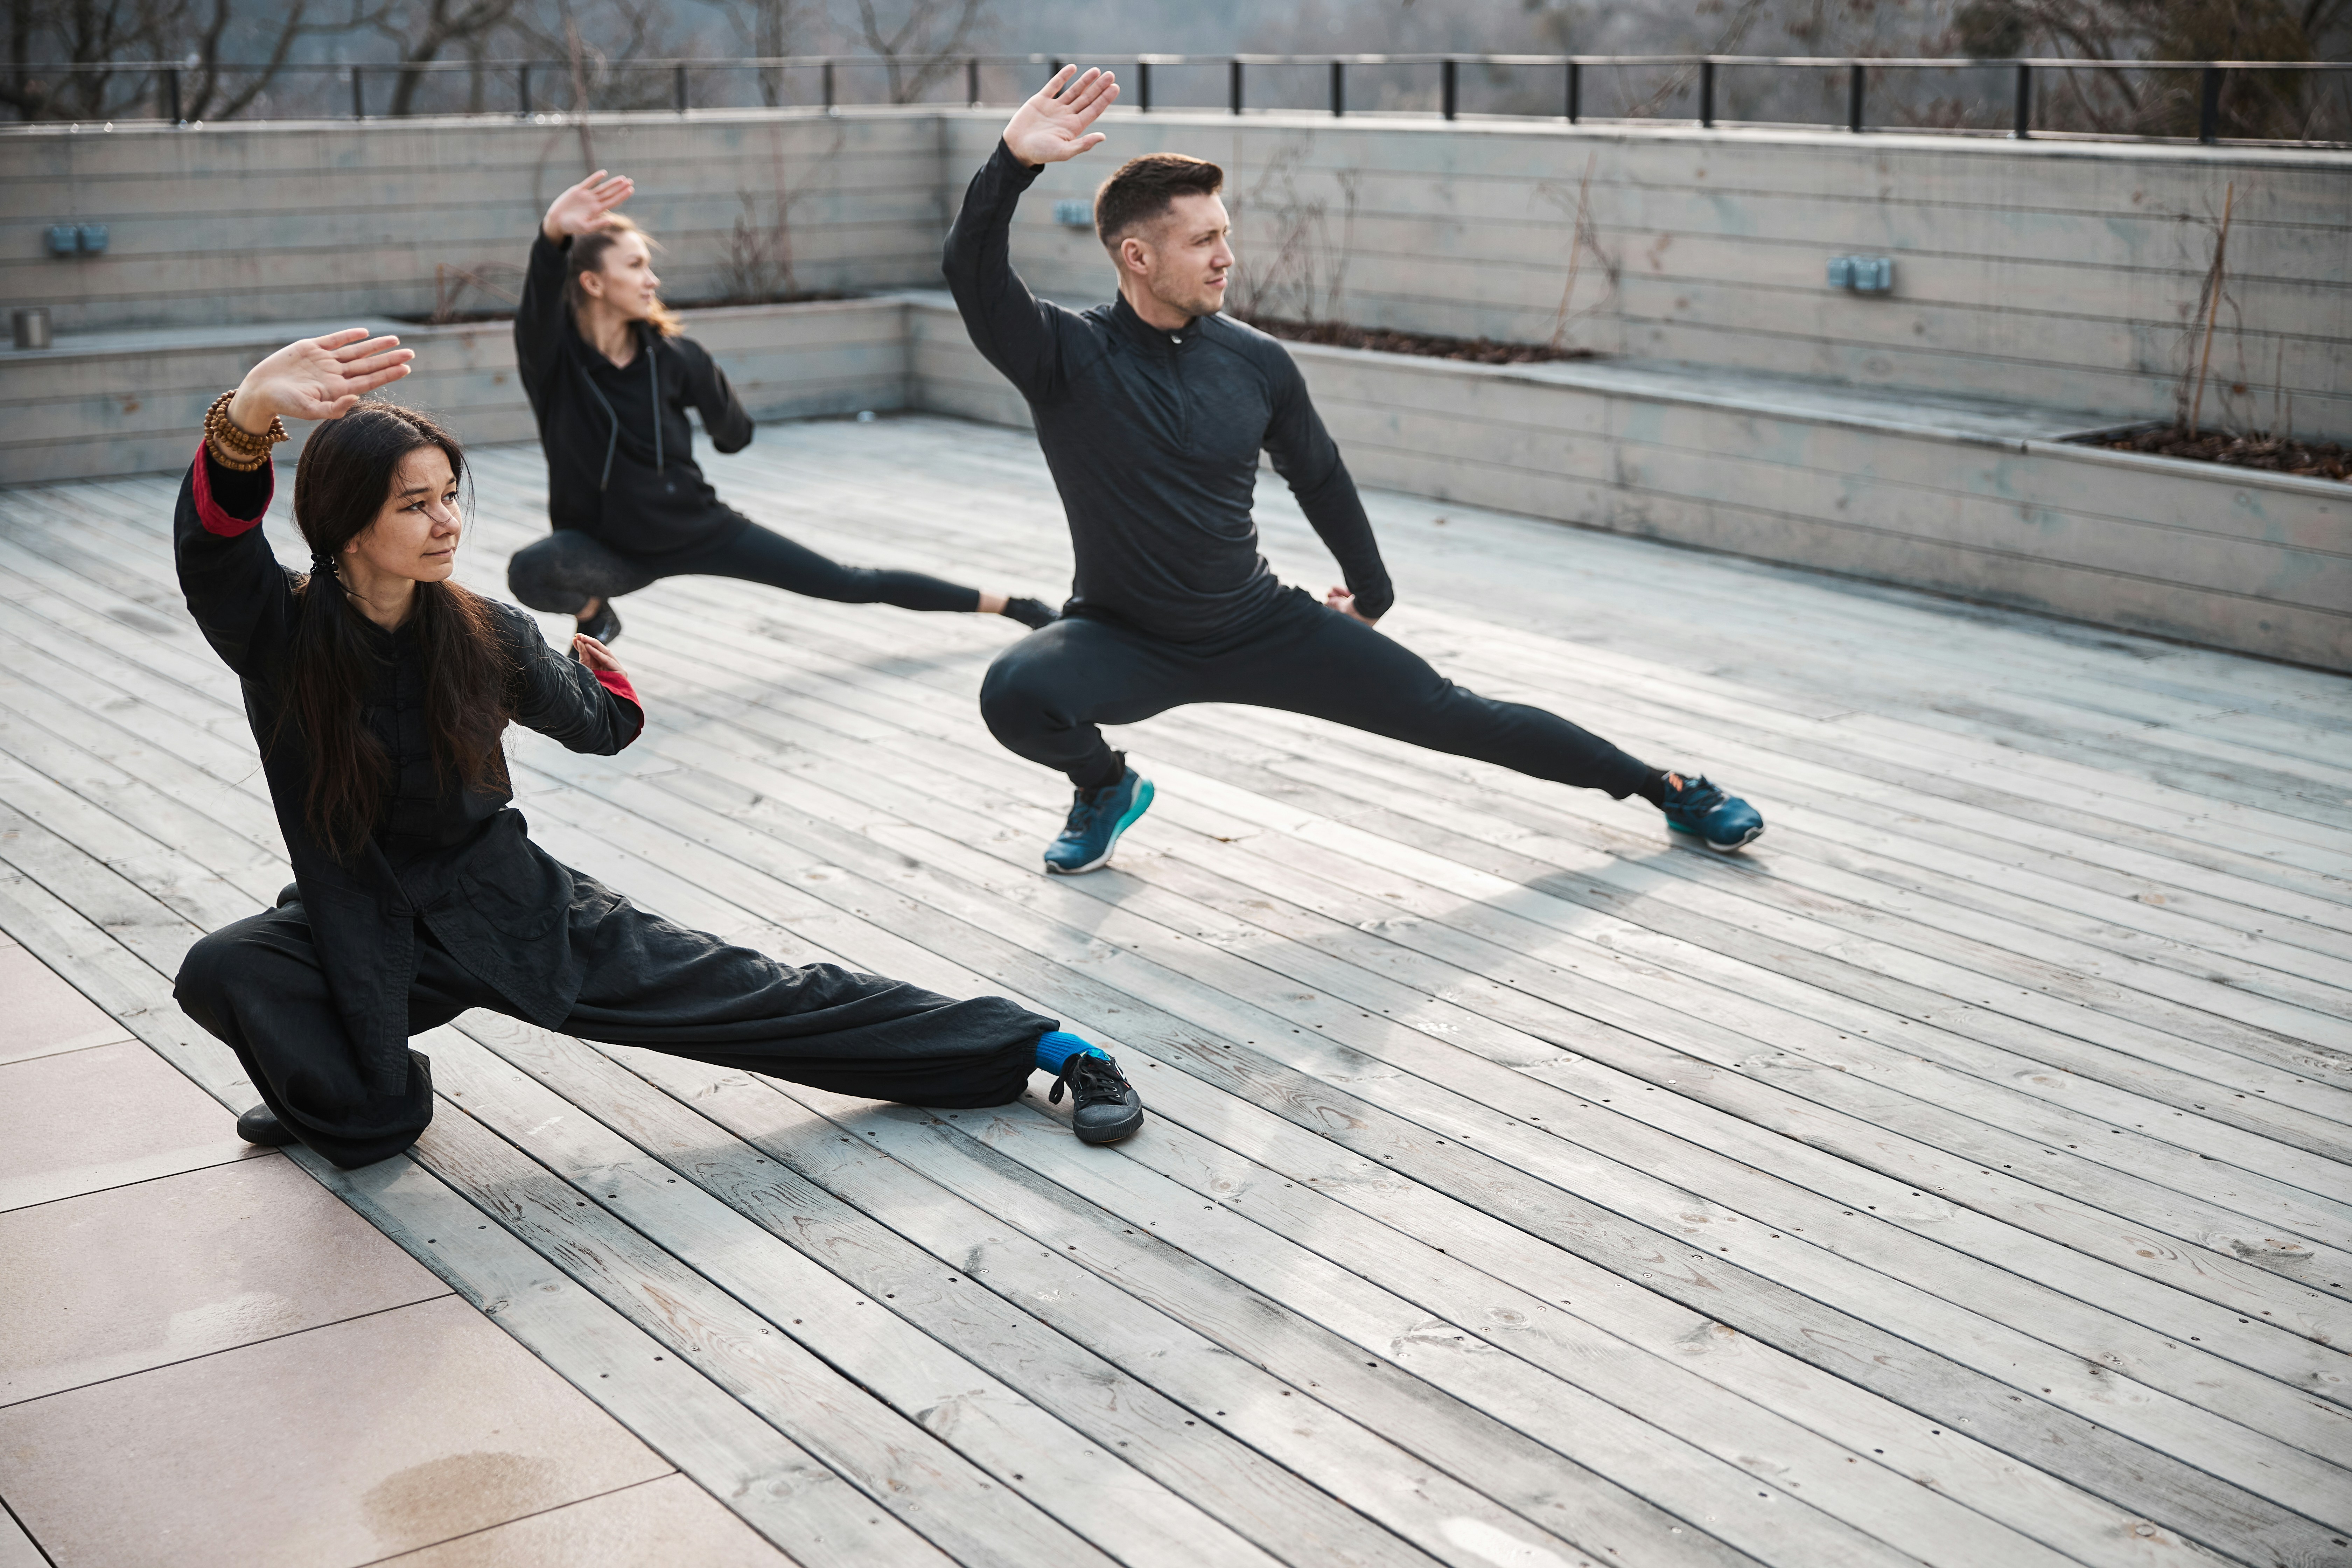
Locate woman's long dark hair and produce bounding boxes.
[284,404,512,860]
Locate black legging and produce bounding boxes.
[980,586,1654,798]
[509,520,983,617]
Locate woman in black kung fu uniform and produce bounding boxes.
[171,331,1144,1168]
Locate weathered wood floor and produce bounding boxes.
[2,413,2348,1568]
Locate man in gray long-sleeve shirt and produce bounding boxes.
[946,66,1765,874]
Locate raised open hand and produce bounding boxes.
[542,170,635,243]
[226,330,414,432]
[1002,65,1120,167]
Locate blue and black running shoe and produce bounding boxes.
[1659,772,1765,853]
[1044,765,1154,875]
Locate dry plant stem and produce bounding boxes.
[2189,180,2234,436]
[1548,153,1598,351]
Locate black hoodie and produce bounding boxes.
[514,232,757,560]
[944,139,1393,644]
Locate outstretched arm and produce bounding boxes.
[1261,350,1394,625]
[941,66,1120,402]
[518,171,633,396]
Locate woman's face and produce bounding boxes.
[583,231,662,321]
[344,446,462,585]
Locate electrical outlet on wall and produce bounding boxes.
[1827,255,1893,292]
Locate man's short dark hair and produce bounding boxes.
[1094,153,1225,252]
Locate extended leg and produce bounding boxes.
[558,896,1057,1108]
[698,519,986,613]
[1237,598,1655,796]
[1231,598,1763,848]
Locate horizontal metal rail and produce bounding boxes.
[10,51,2348,147]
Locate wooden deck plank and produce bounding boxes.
[4,419,2347,1568]
[541,583,2352,1213]
[515,738,2352,1533]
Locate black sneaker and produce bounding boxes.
[1048,1051,1145,1144]
[236,1104,298,1147]
[576,599,623,648]
[1001,596,1060,631]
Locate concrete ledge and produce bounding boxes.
[897,295,2348,671]
[0,297,911,486]
[5,293,2340,671]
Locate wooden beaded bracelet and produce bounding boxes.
[203,390,287,472]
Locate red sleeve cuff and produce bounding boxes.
[592,666,640,707]
[592,665,645,747]
[191,443,272,537]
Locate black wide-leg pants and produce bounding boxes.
[979,586,1654,797]
[176,897,1053,1169]
[507,522,983,618]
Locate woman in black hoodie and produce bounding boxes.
[508,170,1056,646]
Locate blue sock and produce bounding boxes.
[1035,1030,1106,1074]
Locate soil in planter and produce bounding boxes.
[2100,425,2349,483]
[1237,314,1597,366]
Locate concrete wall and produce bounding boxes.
[908,296,2347,670]
[960,111,2352,444]
[0,299,910,485]
[2,109,949,334]
[7,107,2345,438]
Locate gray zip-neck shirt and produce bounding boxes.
[944,140,1394,644]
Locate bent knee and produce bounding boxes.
[174,925,254,1017]
[505,547,570,612]
[978,646,1059,735]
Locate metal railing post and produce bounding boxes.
[1566,59,1580,122]
[1441,57,1457,120]
[674,63,688,114]
[822,58,835,111]
[1138,59,1151,112]
[517,61,531,116]
[2012,61,2031,138]
[351,65,364,120]
[1847,62,1864,131]
[2198,65,2222,143]
[163,65,181,123]
[1330,58,1344,117]
[1699,57,1715,127]
[1229,57,1242,114]
[966,56,978,106]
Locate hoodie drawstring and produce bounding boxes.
[575,325,661,493]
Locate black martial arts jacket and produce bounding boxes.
[514,231,757,560]
[173,447,646,1098]
[944,139,1395,644]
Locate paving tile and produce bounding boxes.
[0,944,132,1065]
[0,1295,673,1568]
[0,1506,46,1568]
[0,1039,259,1212]
[372,1475,793,1568]
[0,1155,449,1406]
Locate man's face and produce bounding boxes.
[1122,192,1233,319]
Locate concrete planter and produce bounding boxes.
[911,299,2348,671]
